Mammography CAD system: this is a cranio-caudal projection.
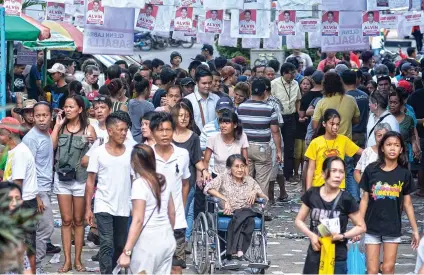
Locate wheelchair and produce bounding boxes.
[192,196,270,274]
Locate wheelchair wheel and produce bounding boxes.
[245,231,269,274]
[192,213,210,274]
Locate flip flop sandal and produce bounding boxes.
[74,264,86,272]
[58,265,72,273]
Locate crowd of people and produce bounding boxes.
[2,43,424,274]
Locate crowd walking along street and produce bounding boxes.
[5,0,424,274]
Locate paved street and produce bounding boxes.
[43,181,423,274]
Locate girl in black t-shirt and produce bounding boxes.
[295,156,366,274]
[359,131,419,274]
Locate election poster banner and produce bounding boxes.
[152,5,175,32]
[204,9,223,34]
[298,18,320,33]
[202,0,243,10]
[184,17,197,36]
[218,20,237,47]
[4,0,22,16]
[243,0,271,9]
[47,2,65,21]
[277,10,296,36]
[83,7,134,55]
[230,9,271,38]
[136,4,158,31]
[102,0,145,8]
[174,6,193,32]
[322,11,340,36]
[402,11,424,27]
[362,11,380,36]
[180,0,196,6]
[86,0,105,25]
[242,38,260,49]
[263,22,282,49]
[308,31,321,48]
[379,13,399,29]
[286,32,305,49]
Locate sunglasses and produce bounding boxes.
[93,96,107,102]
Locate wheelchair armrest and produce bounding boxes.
[206,195,220,204]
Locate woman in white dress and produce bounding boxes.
[117,144,176,274]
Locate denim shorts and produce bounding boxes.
[364,233,402,244]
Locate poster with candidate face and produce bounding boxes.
[174,6,193,31]
[47,2,65,21]
[238,9,257,35]
[321,11,339,36]
[362,11,380,36]
[204,9,223,33]
[277,10,296,35]
[4,0,22,16]
[180,0,196,6]
[86,0,105,25]
[136,4,158,30]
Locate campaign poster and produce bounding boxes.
[86,0,105,25]
[263,22,282,49]
[403,11,423,27]
[321,11,340,36]
[204,9,223,33]
[277,10,296,35]
[239,9,257,35]
[218,20,237,47]
[362,11,380,36]
[174,6,193,31]
[136,4,158,30]
[286,32,305,49]
[241,38,260,49]
[184,17,197,36]
[202,0,242,10]
[298,19,320,33]
[4,0,22,16]
[379,13,398,28]
[47,2,65,21]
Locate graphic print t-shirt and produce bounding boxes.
[304,134,359,188]
[360,164,415,237]
[301,187,359,261]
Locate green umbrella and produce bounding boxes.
[22,31,76,51]
[5,15,40,41]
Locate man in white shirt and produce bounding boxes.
[239,10,256,34]
[85,111,134,274]
[286,49,313,69]
[204,10,222,33]
[322,11,338,35]
[185,67,220,130]
[150,112,190,274]
[137,4,155,30]
[0,117,38,273]
[277,10,295,35]
[22,102,55,274]
[86,0,104,25]
[174,7,192,31]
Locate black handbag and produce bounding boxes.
[57,165,76,182]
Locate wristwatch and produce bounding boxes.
[124,249,132,256]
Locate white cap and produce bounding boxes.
[47,63,66,74]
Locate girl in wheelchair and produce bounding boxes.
[203,154,268,268]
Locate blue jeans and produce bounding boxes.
[335,260,347,274]
[345,156,360,201]
[185,184,195,240]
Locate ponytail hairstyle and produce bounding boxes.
[131,74,150,97]
[375,131,408,168]
[131,144,166,211]
[107,78,123,98]
[312,108,341,140]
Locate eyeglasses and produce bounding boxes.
[93,96,107,102]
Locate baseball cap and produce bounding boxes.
[335,64,349,75]
[0,117,21,134]
[376,75,391,83]
[251,79,267,95]
[180,77,195,86]
[311,70,324,84]
[398,80,413,93]
[48,63,66,74]
[201,44,214,55]
[401,62,413,72]
[216,97,234,112]
[192,54,206,62]
[13,99,37,115]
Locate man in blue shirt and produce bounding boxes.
[27,51,45,100]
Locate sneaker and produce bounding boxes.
[264,212,273,222]
[36,267,46,275]
[185,240,192,255]
[91,251,99,262]
[46,243,61,254]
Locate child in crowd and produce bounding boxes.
[360,131,420,274]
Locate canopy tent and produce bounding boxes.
[21,13,51,41]
[22,31,76,51]
[42,20,84,52]
[5,15,42,41]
